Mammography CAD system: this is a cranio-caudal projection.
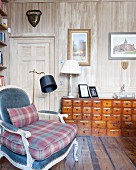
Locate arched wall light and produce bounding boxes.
[121,61,129,70]
[26,10,42,27]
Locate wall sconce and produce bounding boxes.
[26,10,42,27]
[121,61,128,70]
[29,69,57,103]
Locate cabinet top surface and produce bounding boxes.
[62,97,136,101]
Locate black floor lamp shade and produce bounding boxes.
[40,75,57,93]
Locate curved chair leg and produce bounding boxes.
[74,138,78,162]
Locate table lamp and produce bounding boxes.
[61,60,81,98]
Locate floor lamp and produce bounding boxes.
[61,60,81,98]
[29,69,57,103]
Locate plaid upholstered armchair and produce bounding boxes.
[0,86,78,170]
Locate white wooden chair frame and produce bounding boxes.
[0,86,78,170]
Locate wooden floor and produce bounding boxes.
[0,136,136,170]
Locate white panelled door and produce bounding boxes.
[10,37,56,111]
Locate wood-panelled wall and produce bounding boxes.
[8,0,136,110]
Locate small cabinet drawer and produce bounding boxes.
[83,114,91,120]
[92,114,102,121]
[122,129,136,137]
[65,120,77,125]
[122,108,132,115]
[132,101,136,107]
[62,99,72,106]
[77,120,91,128]
[132,114,136,121]
[83,107,92,113]
[132,108,136,114]
[107,121,121,129]
[122,101,132,107]
[102,108,112,114]
[92,107,102,114]
[112,114,121,121]
[73,107,82,113]
[63,113,72,120]
[62,107,72,113]
[92,121,106,128]
[93,100,102,107]
[78,128,91,136]
[103,100,112,107]
[92,128,107,137]
[121,121,136,129]
[122,115,132,121]
[107,129,121,137]
[113,108,122,114]
[73,113,82,120]
[102,114,111,121]
[83,100,92,107]
[73,100,82,106]
[112,100,122,107]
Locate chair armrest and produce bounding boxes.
[38,110,58,115]
[0,120,19,132]
[38,110,68,123]
[0,120,31,138]
[0,120,33,165]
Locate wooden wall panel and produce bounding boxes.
[8,0,136,111]
[10,2,55,35]
[97,2,136,97]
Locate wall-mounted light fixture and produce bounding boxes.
[26,10,42,27]
[121,61,128,70]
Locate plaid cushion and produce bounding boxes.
[7,104,39,128]
[0,120,77,160]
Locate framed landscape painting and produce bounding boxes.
[109,32,136,60]
[68,29,91,66]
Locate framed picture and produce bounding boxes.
[89,86,98,98]
[68,29,91,66]
[0,51,3,65]
[109,32,136,60]
[78,84,90,98]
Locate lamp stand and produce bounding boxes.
[29,69,45,103]
[68,74,74,98]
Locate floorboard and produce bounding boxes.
[0,137,136,170]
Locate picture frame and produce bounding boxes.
[68,29,91,66]
[109,32,136,60]
[89,86,98,98]
[0,51,3,65]
[78,84,90,98]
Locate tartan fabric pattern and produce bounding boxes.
[7,104,39,128]
[0,120,77,160]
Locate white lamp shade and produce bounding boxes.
[61,60,81,74]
